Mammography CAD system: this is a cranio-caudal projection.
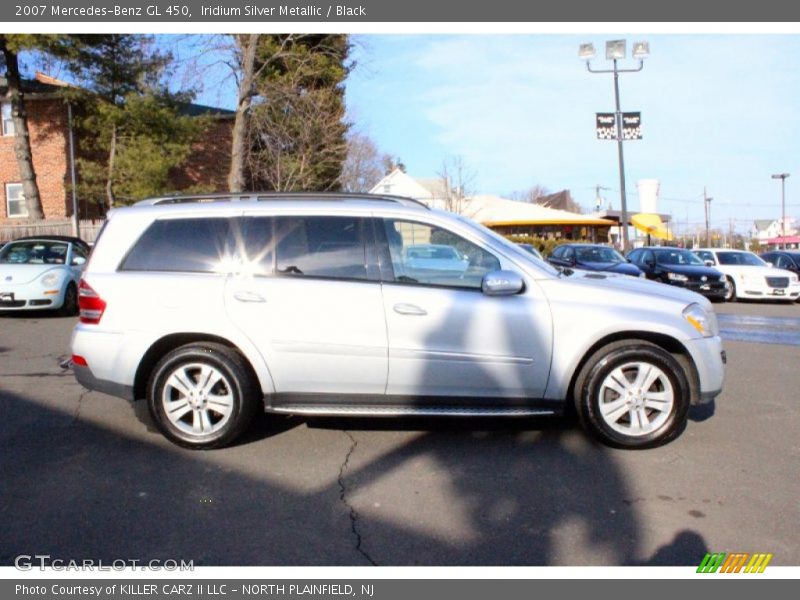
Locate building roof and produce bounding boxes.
[1,72,233,117]
[753,219,775,231]
[462,195,615,227]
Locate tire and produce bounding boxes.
[147,342,259,449]
[724,276,737,302]
[58,282,78,316]
[574,340,691,449]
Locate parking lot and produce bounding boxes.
[1,300,798,567]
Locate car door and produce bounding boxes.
[377,218,552,401]
[224,214,388,396]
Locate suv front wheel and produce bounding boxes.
[147,342,258,449]
[574,341,691,449]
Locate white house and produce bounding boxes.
[369,168,449,210]
[751,217,797,244]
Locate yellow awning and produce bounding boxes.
[631,213,674,241]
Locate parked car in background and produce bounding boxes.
[627,247,727,301]
[402,243,469,273]
[759,250,800,279]
[0,236,89,314]
[70,192,724,451]
[549,243,643,277]
[516,243,544,261]
[693,248,800,302]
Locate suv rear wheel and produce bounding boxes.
[574,340,690,449]
[147,342,258,449]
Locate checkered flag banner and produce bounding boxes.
[596,113,616,139]
[622,112,642,140]
[596,112,642,140]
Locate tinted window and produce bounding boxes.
[551,246,564,258]
[695,250,714,263]
[563,247,575,260]
[275,216,368,280]
[383,219,500,289]
[241,216,275,276]
[655,249,703,266]
[121,218,236,273]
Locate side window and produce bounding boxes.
[241,216,275,276]
[775,255,790,269]
[551,246,564,259]
[120,218,236,273]
[275,216,368,281]
[383,219,500,289]
[642,250,655,265]
[563,247,575,261]
[627,250,640,265]
[696,250,714,263]
[71,245,87,266]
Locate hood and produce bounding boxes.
[563,269,707,307]
[0,264,60,285]
[579,260,641,276]
[724,265,794,278]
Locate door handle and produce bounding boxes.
[233,291,266,303]
[393,303,427,316]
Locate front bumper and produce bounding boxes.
[684,336,725,404]
[0,283,63,309]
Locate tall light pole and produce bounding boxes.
[580,39,649,252]
[771,173,790,250]
[704,187,713,247]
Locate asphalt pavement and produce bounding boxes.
[1,301,798,567]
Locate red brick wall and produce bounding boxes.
[0,98,70,223]
[170,117,233,192]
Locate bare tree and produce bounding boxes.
[438,155,475,214]
[339,130,391,192]
[247,84,347,191]
[509,185,550,204]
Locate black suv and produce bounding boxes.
[627,247,727,301]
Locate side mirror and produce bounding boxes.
[72,256,86,266]
[482,270,524,296]
[704,260,714,267]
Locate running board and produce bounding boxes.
[267,404,557,418]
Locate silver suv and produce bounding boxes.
[70,193,725,450]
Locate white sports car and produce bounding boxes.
[693,248,800,302]
[0,236,89,314]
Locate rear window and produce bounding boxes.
[120,218,236,273]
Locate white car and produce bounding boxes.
[693,248,800,302]
[0,236,89,314]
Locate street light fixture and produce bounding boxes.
[771,173,790,250]
[580,39,648,252]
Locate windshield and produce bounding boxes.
[0,241,69,264]
[453,213,560,276]
[654,249,704,266]
[717,251,767,267]
[575,246,625,263]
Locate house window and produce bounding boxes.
[1,102,14,136]
[6,183,27,218]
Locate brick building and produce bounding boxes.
[1,73,233,227]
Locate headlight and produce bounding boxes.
[683,303,719,338]
[40,272,60,287]
[667,272,688,282]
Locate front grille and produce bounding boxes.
[766,277,789,288]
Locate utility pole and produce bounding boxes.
[771,173,790,250]
[704,187,713,248]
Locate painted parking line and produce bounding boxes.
[717,313,800,347]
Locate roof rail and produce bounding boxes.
[135,192,431,210]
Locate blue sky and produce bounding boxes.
[339,34,800,235]
[120,34,800,235]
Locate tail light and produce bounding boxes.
[78,279,106,324]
